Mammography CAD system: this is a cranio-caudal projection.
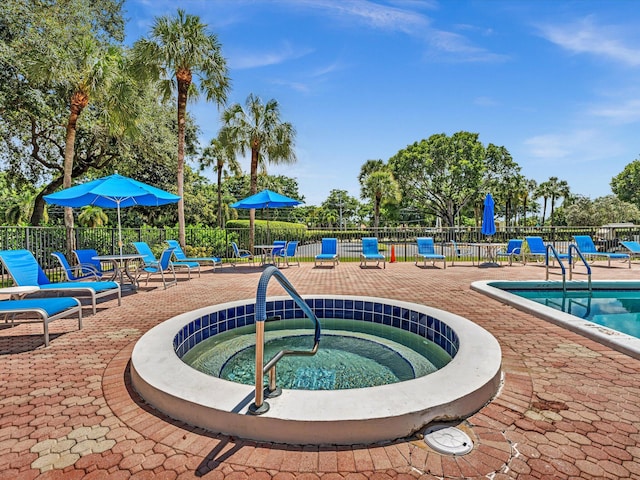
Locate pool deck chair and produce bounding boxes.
[0,297,82,347]
[523,236,570,265]
[415,237,446,269]
[0,249,120,315]
[315,238,339,267]
[138,247,177,289]
[450,240,474,266]
[166,240,221,271]
[496,239,523,266]
[231,242,254,266]
[360,237,386,269]
[52,252,102,282]
[73,249,114,280]
[620,241,640,262]
[573,235,630,268]
[134,242,199,279]
[276,240,300,268]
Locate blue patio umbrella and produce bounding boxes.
[44,173,180,255]
[481,193,496,237]
[231,189,303,242]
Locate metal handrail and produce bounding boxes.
[249,266,321,415]
[568,244,592,291]
[545,244,566,291]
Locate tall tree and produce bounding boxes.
[519,179,538,226]
[1,0,131,248]
[359,160,401,229]
[535,181,553,226]
[221,94,296,248]
[199,132,241,227]
[321,189,359,229]
[133,9,230,247]
[538,176,570,226]
[388,132,490,227]
[611,159,640,209]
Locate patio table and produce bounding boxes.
[468,242,505,267]
[254,245,278,266]
[92,254,144,289]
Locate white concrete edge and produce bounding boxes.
[131,295,503,445]
[471,280,640,360]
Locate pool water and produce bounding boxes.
[182,318,452,390]
[507,289,640,339]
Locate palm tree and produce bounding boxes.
[28,36,133,250]
[221,94,296,248]
[200,133,241,228]
[520,179,537,226]
[133,9,230,247]
[359,160,402,229]
[535,180,553,226]
[547,177,570,226]
[77,206,108,227]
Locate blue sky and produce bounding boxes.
[124,0,640,207]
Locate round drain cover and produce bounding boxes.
[423,425,473,455]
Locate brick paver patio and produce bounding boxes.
[1,260,639,479]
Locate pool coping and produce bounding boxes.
[130,295,503,445]
[471,280,640,360]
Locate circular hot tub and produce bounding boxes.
[131,295,502,445]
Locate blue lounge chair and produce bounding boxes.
[620,241,640,262]
[0,249,121,314]
[138,247,177,289]
[133,242,200,279]
[0,297,82,347]
[573,235,630,268]
[523,236,570,265]
[315,238,339,267]
[231,242,254,266]
[496,239,523,266]
[52,252,102,281]
[166,240,221,271]
[360,237,385,269]
[73,249,114,280]
[415,237,446,269]
[276,240,300,268]
[271,240,286,257]
[450,240,474,266]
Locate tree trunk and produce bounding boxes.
[216,164,223,228]
[374,196,380,230]
[62,92,88,251]
[249,144,259,249]
[31,177,64,226]
[176,70,191,249]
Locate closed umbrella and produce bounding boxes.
[481,193,496,236]
[44,173,180,255]
[231,189,303,243]
[480,193,498,267]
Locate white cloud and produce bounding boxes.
[291,0,431,34]
[538,16,640,67]
[474,96,499,107]
[523,129,621,164]
[589,98,640,124]
[228,43,314,69]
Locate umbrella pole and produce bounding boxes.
[266,207,270,244]
[117,202,123,257]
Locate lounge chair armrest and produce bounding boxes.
[78,263,101,275]
[67,264,99,280]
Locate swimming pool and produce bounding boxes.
[472,280,640,360]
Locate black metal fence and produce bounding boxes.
[1,224,639,284]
